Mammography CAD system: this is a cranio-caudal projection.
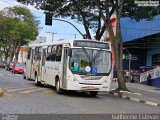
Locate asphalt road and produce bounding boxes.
[0,68,160,115]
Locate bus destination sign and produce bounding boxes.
[73,41,109,49]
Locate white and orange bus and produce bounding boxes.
[24,39,113,96]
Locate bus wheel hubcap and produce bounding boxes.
[56,81,59,91]
[35,76,37,83]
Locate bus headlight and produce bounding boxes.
[104,78,111,84]
[68,75,76,81]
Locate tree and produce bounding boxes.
[0,6,39,62]
[95,0,159,91]
[17,0,160,91]
[18,0,109,40]
[0,14,17,61]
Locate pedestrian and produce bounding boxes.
[147,74,152,86]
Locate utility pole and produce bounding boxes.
[46,32,57,41]
[123,48,132,82]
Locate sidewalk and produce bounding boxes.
[109,82,160,107]
[0,87,3,97]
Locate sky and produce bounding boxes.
[0,0,89,42]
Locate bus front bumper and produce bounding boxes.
[66,80,111,91]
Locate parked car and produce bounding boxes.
[0,61,7,68]
[5,62,14,71]
[12,63,25,74]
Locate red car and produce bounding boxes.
[12,63,25,74]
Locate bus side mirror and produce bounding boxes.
[68,48,72,57]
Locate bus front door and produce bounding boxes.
[62,48,68,88]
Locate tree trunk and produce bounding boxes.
[95,0,128,91]
[116,0,128,91]
[9,44,16,62]
[15,42,21,62]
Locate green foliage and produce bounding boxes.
[0,6,39,60]
[17,0,160,40]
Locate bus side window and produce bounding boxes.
[27,48,31,60]
[34,47,39,60]
[42,48,46,66]
[51,46,56,61]
[56,45,62,62]
[46,46,52,61]
[38,47,42,60]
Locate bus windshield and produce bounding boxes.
[69,48,111,75]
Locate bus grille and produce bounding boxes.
[80,75,102,80]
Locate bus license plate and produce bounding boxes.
[87,86,95,90]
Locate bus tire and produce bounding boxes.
[35,75,41,86]
[55,79,63,94]
[90,91,98,97]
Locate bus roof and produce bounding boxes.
[29,39,111,49]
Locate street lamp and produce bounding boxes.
[45,13,84,38]
[123,48,132,82]
[53,18,84,37]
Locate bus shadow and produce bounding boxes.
[61,90,98,98]
[27,82,99,98]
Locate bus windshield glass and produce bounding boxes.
[69,48,111,75]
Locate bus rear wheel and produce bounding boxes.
[55,79,63,94]
[90,91,98,97]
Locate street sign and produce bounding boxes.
[91,67,97,74]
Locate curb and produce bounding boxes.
[109,91,160,107]
[0,88,3,97]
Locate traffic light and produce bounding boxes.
[45,13,52,26]
[83,34,88,39]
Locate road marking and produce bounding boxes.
[3,87,16,90]
[7,87,34,92]
[42,90,55,94]
[19,88,44,94]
